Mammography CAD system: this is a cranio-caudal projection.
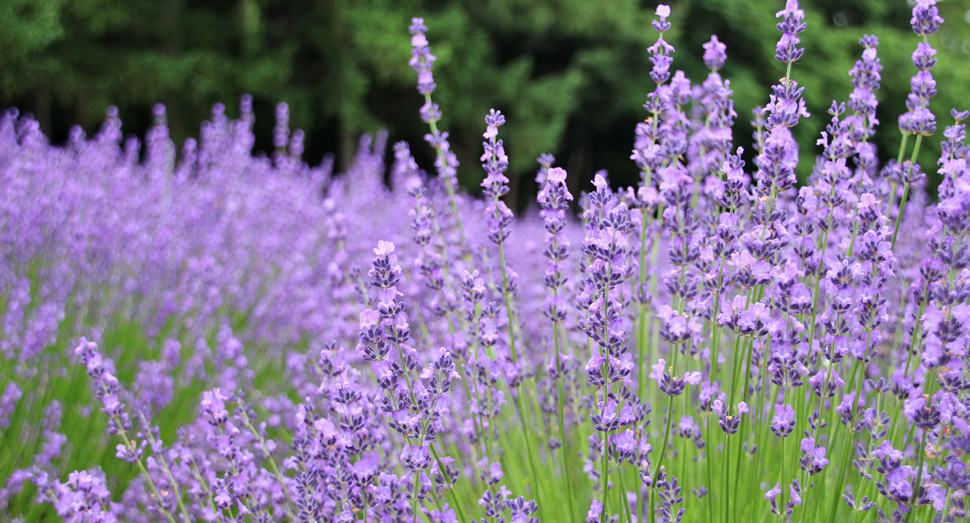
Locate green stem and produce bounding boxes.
[139,414,195,523]
[709,262,726,387]
[430,445,469,523]
[189,461,219,517]
[554,314,577,522]
[602,426,610,513]
[892,134,923,249]
[905,431,928,523]
[705,413,715,523]
[731,410,750,522]
[649,394,676,521]
[885,132,910,217]
[422,92,470,259]
[101,381,180,523]
[118,430,179,523]
[723,433,731,523]
[239,410,298,514]
[637,206,650,399]
[618,466,633,523]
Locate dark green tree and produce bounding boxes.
[1,0,968,206]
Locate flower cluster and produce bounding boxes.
[1,2,969,523]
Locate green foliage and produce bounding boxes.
[1,0,969,201]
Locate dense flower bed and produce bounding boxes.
[0,1,968,522]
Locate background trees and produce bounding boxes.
[2,0,969,206]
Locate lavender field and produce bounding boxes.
[0,1,968,522]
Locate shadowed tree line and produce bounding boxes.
[2,0,969,208]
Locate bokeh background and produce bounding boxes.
[2,0,969,208]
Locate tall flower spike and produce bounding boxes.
[754,0,809,201]
[479,108,525,371]
[898,2,942,137]
[775,0,806,64]
[409,18,436,95]
[537,162,573,322]
[692,35,736,182]
[846,36,882,149]
[481,109,513,246]
[410,17,461,193]
[648,5,675,85]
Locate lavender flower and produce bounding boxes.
[2,8,970,523]
[775,0,806,65]
[411,17,460,192]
